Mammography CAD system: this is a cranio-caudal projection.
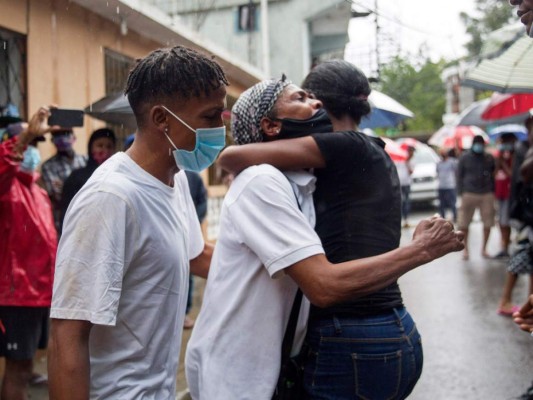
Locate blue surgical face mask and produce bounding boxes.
[161,105,226,172]
[20,145,41,173]
[471,143,484,154]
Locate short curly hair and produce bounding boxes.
[124,46,228,127]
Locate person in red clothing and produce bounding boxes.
[0,108,57,400]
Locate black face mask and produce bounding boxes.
[274,108,333,140]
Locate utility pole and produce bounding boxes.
[260,0,271,77]
[375,0,381,79]
[247,0,254,65]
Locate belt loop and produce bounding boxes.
[393,308,405,332]
[332,315,342,334]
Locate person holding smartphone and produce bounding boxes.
[0,110,57,400]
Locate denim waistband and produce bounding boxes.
[308,307,409,327]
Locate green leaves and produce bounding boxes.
[377,57,446,132]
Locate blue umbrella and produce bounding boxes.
[488,124,528,142]
[359,90,414,129]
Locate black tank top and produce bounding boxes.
[310,131,404,318]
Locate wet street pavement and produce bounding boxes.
[12,208,533,399]
[399,208,533,400]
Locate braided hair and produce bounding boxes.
[124,46,228,127]
[302,60,371,124]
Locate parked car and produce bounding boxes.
[396,139,441,205]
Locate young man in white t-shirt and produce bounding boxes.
[48,46,228,399]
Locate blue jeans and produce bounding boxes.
[400,186,411,221]
[438,188,457,222]
[303,308,423,400]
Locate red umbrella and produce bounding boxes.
[398,137,420,151]
[428,125,488,150]
[481,93,533,121]
[381,137,408,161]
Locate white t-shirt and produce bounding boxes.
[185,164,324,400]
[51,152,204,400]
[436,158,458,189]
[395,159,414,186]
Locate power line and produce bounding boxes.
[344,0,454,39]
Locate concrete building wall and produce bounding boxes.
[1,0,162,158]
[149,0,350,84]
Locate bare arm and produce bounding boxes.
[48,319,93,400]
[190,242,213,279]
[12,107,51,156]
[217,136,325,175]
[285,216,464,308]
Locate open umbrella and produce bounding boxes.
[381,137,408,161]
[397,137,420,151]
[478,23,524,60]
[84,93,137,129]
[481,93,533,121]
[454,98,491,126]
[428,125,488,150]
[487,124,528,142]
[359,90,414,129]
[462,36,533,93]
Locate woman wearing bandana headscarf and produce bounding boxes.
[59,128,116,230]
[187,61,464,400]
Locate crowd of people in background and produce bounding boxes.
[0,0,532,398]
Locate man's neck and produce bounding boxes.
[126,137,178,187]
[331,114,357,132]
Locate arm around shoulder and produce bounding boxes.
[48,319,93,400]
[217,137,325,175]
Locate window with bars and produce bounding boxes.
[0,28,26,123]
[104,49,135,146]
[105,49,134,95]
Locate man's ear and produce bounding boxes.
[149,105,168,132]
[260,117,282,138]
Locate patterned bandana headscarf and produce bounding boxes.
[231,75,292,145]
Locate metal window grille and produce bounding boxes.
[104,48,134,95]
[104,49,135,146]
[0,28,27,122]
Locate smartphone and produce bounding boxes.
[48,108,84,128]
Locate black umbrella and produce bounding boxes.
[84,93,137,129]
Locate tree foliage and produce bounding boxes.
[460,0,514,57]
[377,56,446,133]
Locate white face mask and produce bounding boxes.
[161,105,226,172]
